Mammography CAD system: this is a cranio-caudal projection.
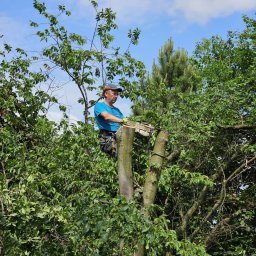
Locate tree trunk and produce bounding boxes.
[135,130,169,256]
[116,125,135,201]
[143,130,168,207]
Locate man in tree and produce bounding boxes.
[94,84,127,157]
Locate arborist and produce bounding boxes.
[94,84,127,157]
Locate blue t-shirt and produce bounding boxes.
[94,101,124,132]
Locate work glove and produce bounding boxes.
[122,118,128,124]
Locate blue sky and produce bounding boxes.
[1,0,255,122]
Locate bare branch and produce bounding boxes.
[166,150,179,161]
[205,217,231,248]
[189,173,227,240]
[1,161,6,216]
[188,154,256,240]
[177,185,208,237]
[1,161,6,179]
[226,154,256,183]
[0,196,4,216]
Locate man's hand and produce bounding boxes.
[122,118,128,124]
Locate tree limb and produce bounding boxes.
[189,178,227,240]
[217,124,256,130]
[134,130,168,256]
[226,154,256,183]
[143,130,169,208]
[166,150,179,161]
[177,185,208,238]
[189,154,256,240]
[205,217,231,248]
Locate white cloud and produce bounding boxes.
[47,110,80,124]
[77,0,256,25]
[102,0,167,24]
[168,0,256,25]
[77,0,168,24]
[47,111,64,123]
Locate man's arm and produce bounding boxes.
[100,111,124,123]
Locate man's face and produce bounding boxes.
[105,90,120,104]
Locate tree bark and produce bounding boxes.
[116,125,135,201]
[143,130,169,208]
[135,130,168,256]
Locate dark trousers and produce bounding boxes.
[99,130,117,158]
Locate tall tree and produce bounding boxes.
[1,1,255,255]
[132,37,198,126]
[1,2,205,255]
[31,0,145,122]
[0,43,206,256]
[132,14,256,256]
[152,38,196,93]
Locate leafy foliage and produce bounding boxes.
[1,2,256,256]
[132,14,256,256]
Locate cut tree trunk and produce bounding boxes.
[135,130,169,256]
[116,125,135,201]
[143,130,168,208]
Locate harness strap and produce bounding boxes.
[99,129,116,136]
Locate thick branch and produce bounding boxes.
[1,161,6,216]
[0,197,4,217]
[166,150,179,161]
[1,161,6,179]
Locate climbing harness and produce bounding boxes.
[99,129,117,158]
